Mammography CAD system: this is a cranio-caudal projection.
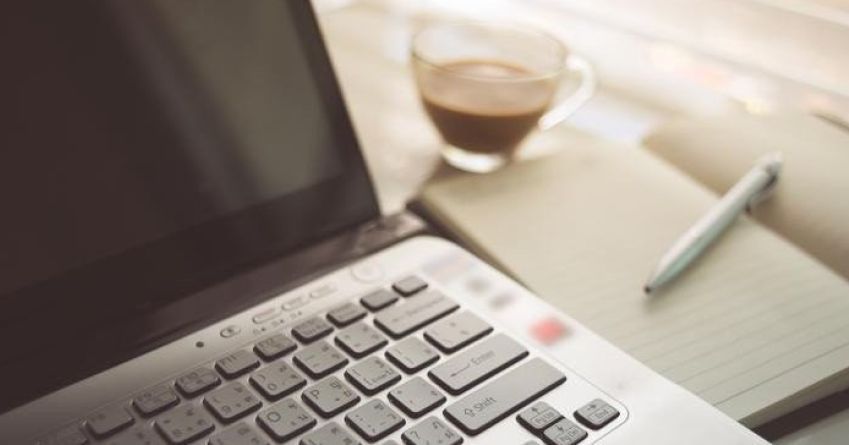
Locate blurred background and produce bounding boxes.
[312,0,849,211]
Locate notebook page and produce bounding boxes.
[645,112,849,281]
[420,140,849,426]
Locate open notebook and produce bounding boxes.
[644,112,849,281]
[418,135,849,427]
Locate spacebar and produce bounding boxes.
[443,358,566,435]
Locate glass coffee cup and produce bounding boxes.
[412,22,595,173]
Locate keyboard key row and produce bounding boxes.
[518,398,620,444]
[90,402,462,445]
[162,354,559,444]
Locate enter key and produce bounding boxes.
[428,333,528,395]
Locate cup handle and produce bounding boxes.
[538,55,596,131]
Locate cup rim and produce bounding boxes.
[411,21,569,83]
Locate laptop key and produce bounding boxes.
[336,322,388,358]
[254,333,297,361]
[424,312,492,353]
[299,422,361,445]
[385,337,439,374]
[574,398,620,430]
[155,404,215,444]
[85,405,134,438]
[374,291,459,338]
[387,377,445,418]
[345,400,405,442]
[327,303,367,327]
[208,422,269,445]
[216,350,261,379]
[204,382,262,423]
[175,367,220,397]
[391,276,428,297]
[542,418,587,445]
[292,317,334,343]
[517,401,563,434]
[401,417,461,445]
[444,358,567,436]
[133,384,179,417]
[104,426,165,445]
[360,289,398,312]
[257,398,317,442]
[250,362,307,401]
[302,376,360,418]
[345,356,401,395]
[293,340,349,379]
[428,333,528,394]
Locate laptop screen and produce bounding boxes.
[0,0,378,409]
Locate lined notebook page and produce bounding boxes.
[420,140,849,426]
[645,112,849,281]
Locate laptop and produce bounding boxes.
[0,1,769,444]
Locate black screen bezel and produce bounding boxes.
[0,0,380,411]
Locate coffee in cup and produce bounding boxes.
[412,22,595,173]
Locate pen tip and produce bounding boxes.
[643,285,653,294]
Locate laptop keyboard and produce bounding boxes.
[37,276,621,445]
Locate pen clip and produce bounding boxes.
[746,152,783,213]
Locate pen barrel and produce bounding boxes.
[647,164,777,291]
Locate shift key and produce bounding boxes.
[444,358,567,435]
[374,291,458,338]
[428,334,528,394]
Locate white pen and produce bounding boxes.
[644,152,783,294]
